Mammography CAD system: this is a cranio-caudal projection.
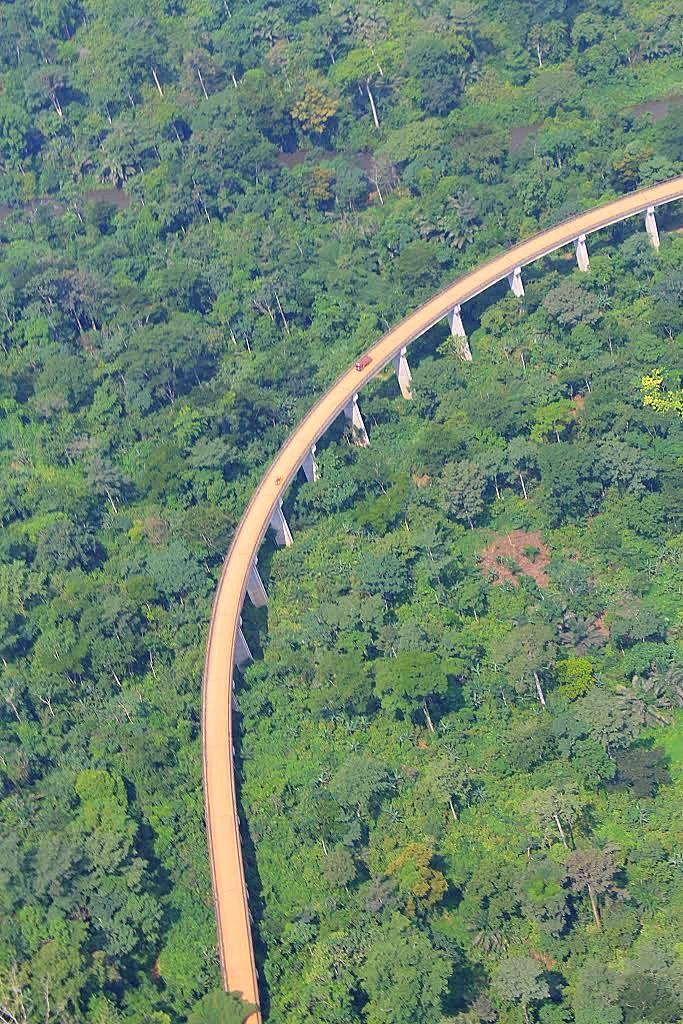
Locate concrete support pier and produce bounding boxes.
[301,445,319,483]
[575,234,590,271]
[447,305,473,361]
[235,617,253,668]
[246,559,268,607]
[269,501,293,547]
[645,206,660,250]
[508,266,525,298]
[393,347,413,399]
[344,393,369,446]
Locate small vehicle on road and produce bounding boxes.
[355,355,372,371]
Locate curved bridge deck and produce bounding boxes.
[202,177,683,1021]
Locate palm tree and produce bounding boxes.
[558,612,607,653]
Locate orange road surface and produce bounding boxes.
[202,177,683,1022]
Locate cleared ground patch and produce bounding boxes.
[480,529,550,588]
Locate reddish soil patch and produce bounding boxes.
[530,948,557,971]
[593,612,609,638]
[480,529,550,588]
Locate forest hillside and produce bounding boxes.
[0,1,682,1023]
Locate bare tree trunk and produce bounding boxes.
[366,80,380,128]
[151,66,164,97]
[321,836,328,856]
[587,884,601,928]
[39,695,55,718]
[422,700,435,732]
[519,471,528,500]
[196,66,208,99]
[448,798,458,821]
[274,291,290,334]
[5,693,21,722]
[533,671,547,708]
[553,812,568,848]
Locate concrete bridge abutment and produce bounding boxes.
[344,393,369,446]
[447,305,473,360]
[574,234,590,271]
[246,558,268,607]
[235,617,253,668]
[645,206,660,250]
[301,445,319,483]
[269,501,293,547]
[508,266,525,298]
[393,347,413,399]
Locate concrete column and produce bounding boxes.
[235,617,252,668]
[508,266,525,298]
[269,500,293,547]
[447,305,473,361]
[392,347,413,399]
[246,558,268,607]
[344,393,369,446]
[574,234,590,272]
[301,444,319,483]
[645,205,660,250]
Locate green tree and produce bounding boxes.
[438,459,487,528]
[522,782,584,849]
[491,955,549,1024]
[188,990,256,1024]
[491,623,557,708]
[566,845,622,929]
[361,914,450,1024]
[531,398,575,443]
[374,651,450,729]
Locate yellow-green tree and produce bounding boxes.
[386,842,448,914]
[641,368,683,418]
[291,83,338,134]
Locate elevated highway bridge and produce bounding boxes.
[202,176,683,1023]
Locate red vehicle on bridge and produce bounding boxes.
[355,355,372,371]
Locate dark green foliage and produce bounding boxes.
[1,0,682,1022]
[188,990,256,1024]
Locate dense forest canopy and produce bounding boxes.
[0,0,682,1022]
